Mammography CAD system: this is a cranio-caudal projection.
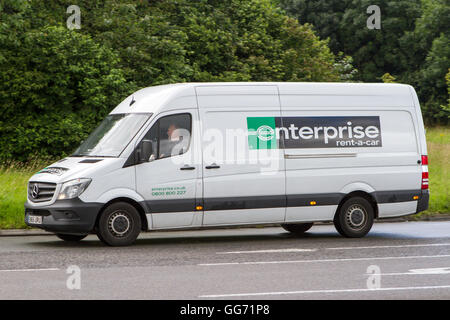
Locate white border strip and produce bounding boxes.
[217,248,316,254]
[0,268,59,272]
[199,285,450,298]
[199,254,450,266]
[327,243,450,250]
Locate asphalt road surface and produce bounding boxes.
[1,221,449,300]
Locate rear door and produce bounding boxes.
[196,85,286,226]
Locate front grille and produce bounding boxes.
[28,182,57,202]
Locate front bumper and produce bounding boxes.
[24,199,102,235]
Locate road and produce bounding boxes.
[0,221,449,300]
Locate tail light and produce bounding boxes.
[421,155,429,190]
[421,155,428,165]
[421,171,429,190]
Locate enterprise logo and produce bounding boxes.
[247,116,382,149]
[256,125,275,141]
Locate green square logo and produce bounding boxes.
[247,117,277,150]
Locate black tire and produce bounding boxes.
[281,223,313,235]
[56,234,87,242]
[97,202,142,246]
[334,197,374,238]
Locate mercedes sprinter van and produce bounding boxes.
[25,82,429,246]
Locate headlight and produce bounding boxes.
[58,178,91,200]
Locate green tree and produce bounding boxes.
[340,0,422,82]
[27,0,343,85]
[280,0,449,124]
[401,0,450,124]
[444,69,450,113]
[278,0,352,53]
[0,1,132,160]
[280,0,422,82]
[0,0,347,161]
[401,0,450,70]
[420,34,450,123]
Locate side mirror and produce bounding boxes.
[138,140,153,163]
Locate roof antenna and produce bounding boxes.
[129,96,136,106]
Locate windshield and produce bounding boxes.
[72,113,151,157]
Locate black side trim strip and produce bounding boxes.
[144,199,197,213]
[287,193,344,207]
[204,195,286,211]
[372,190,422,204]
[142,190,424,214]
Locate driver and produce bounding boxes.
[159,123,183,158]
[167,124,181,142]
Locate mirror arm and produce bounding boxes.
[136,148,142,164]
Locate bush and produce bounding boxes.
[279,0,450,125]
[0,0,344,161]
[0,4,133,160]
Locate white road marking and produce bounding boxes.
[199,285,450,298]
[198,254,450,266]
[216,248,316,254]
[327,243,450,250]
[216,243,450,255]
[373,267,450,276]
[409,267,450,274]
[0,268,59,272]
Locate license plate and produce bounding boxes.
[28,215,42,225]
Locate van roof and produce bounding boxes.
[110,82,415,114]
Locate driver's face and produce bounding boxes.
[167,124,177,138]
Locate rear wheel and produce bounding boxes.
[97,202,142,246]
[281,223,313,235]
[334,197,374,238]
[56,234,87,242]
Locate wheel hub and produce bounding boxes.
[108,212,131,237]
[345,205,367,230]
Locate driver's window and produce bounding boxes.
[142,113,192,161]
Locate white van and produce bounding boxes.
[25,82,429,246]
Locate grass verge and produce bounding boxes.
[419,126,449,216]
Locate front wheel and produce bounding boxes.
[334,197,374,238]
[281,223,313,235]
[97,202,142,246]
[56,234,87,242]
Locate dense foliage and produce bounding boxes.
[1,0,448,161]
[0,0,348,161]
[280,0,450,124]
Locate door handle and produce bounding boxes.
[205,163,220,169]
[180,165,196,170]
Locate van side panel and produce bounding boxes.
[196,85,287,226]
[278,85,422,221]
